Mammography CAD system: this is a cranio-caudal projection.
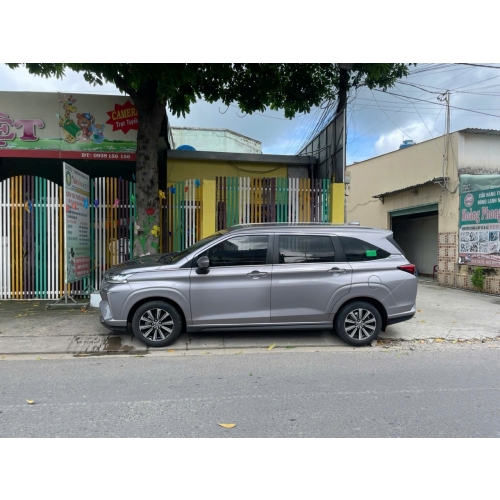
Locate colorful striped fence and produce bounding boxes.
[0,175,136,299]
[90,177,136,290]
[216,177,331,230]
[161,179,202,253]
[0,175,64,299]
[1,175,333,299]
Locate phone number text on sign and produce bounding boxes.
[80,152,134,160]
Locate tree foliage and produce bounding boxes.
[7,63,411,117]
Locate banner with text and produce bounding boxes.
[64,162,91,283]
[0,92,138,161]
[459,174,500,267]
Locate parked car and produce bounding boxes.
[99,223,417,347]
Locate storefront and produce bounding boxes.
[0,91,168,300]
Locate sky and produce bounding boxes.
[3,63,500,165]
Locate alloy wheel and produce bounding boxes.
[344,308,377,340]
[139,308,174,342]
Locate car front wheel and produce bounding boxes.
[334,301,382,347]
[132,301,182,347]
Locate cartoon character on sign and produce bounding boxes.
[91,123,105,144]
[76,113,94,142]
[68,247,76,278]
[56,95,80,143]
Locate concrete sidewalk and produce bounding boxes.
[0,279,499,355]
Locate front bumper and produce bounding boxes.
[99,299,128,331]
[100,315,128,333]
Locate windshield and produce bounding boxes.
[166,230,228,264]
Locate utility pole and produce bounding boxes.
[439,90,451,186]
[333,64,350,184]
[337,65,350,117]
[333,64,351,224]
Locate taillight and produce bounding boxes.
[398,264,416,275]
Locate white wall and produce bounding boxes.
[171,128,262,154]
[459,132,500,172]
[392,215,438,275]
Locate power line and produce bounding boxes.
[457,63,500,70]
[374,89,500,120]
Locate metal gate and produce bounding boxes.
[215,177,331,230]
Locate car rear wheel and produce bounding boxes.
[334,301,382,347]
[132,301,182,347]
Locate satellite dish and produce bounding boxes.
[176,144,196,151]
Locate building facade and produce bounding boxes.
[170,127,262,154]
[346,129,500,294]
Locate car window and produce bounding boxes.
[278,235,335,264]
[338,236,390,262]
[167,229,228,264]
[205,235,269,267]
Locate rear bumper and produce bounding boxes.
[387,311,415,326]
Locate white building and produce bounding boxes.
[170,127,262,154]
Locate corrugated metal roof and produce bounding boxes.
[372,177,446,200]
[459,128,500,136]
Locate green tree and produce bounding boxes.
[7,63,410,256]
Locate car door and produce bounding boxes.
[270,234,352,324]
[190,234,273,326]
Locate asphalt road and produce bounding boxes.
[1,344,499,437]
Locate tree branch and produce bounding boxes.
[113,74,138,100]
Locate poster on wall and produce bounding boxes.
[0,92,138,161]
[459,174,500,267]
[64,162,90,283]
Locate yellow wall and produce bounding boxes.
[167,158,288,183]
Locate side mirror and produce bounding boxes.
[196,256,210,273]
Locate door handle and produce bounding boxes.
[247,271,268,279]
[328,267,347,274]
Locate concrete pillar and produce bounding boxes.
[201,179,216,238]
[330,183,345,224]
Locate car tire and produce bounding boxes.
[334,301,382,347]
[132,301,182,347]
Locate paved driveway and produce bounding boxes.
[382,279,500,341]
[0,279,499,355]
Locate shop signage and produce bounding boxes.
[459,176,500,267]
[64,162,91,283]
[0,92,138,161]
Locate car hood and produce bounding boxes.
[106,252,178,274]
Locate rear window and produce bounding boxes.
[338,236,391,262]
[278,235,335,264]
[385,235,406,256]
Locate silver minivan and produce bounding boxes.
[99,223,417,347]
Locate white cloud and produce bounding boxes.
[374,120,439,156]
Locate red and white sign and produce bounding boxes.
[106,100,139,134]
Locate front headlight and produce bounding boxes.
[105,272,136,283]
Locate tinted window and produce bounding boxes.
[206,235,269,267]
[338,236,390,262]
[386,235,405,256]
[278,235,335,264]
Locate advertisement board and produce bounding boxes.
[459,174,500,267]
[64,162,91,283]
[0,91,137,161]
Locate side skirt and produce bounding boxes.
[187,322,333,333]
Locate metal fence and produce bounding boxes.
[216,177,331,230]
[0,175,137,299]
[1,176,331,299]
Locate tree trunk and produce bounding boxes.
[133,98,165,257]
